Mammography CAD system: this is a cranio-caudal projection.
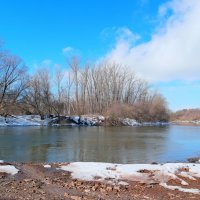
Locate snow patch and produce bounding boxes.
[59,162,200,194]
[80,115,104,126]
[0,165,19,175]
[160,183,200,194]
[70,115,105,126]
[70,116,80,124]
[122,118,140,126]
[0,115,42,126]
[44,164,51,168]
[122,118,169,126]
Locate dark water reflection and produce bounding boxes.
[0,125,200,163]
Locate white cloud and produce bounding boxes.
[100,27,140,44]
[115,27,140,43]
[105,0,200,82]
[62,46,73,55]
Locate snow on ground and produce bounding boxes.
[44,164,51,168]
[0,165,19,175]
[0,115,168,127]
[80,115,105,126]
[59,162,200,194]
[0,115,105,127]
[122,118,169,126]
[70,116,80,124]
[0,115,42,126]
[122,118,140,126]
[70,115,105,126]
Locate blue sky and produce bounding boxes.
[0,0,200,111]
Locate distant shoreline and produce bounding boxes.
[0,114,169,127]
[171,121,200,126]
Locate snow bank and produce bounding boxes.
[122,118,140,126]
[0,165,19,175]
[80,115,105,126]
[0,114,105,127]
[160,183,200,194]
[122,118,169,126]
[59,162,200,194]
[70,116,80,124]
[0,115,71,127]
[0,115,42,126]
[70,115,105,126]
[0,115,168,127]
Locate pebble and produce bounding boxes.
[70,196,81,200]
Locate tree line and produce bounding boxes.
[0,47,169,122]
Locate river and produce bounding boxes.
[0,125,200,163]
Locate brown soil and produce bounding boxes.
[0,163,200,200]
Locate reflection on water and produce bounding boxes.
[0,125,200,163]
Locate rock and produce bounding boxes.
[69,181,76,188]
[151,162,158,165]
[70,116,80,124]
[188,157,200,163]
[113,186,120,192]
[24,179,32,183]
[71,195,81,200]
[106,186,113,192]
[92,186,97,191]
[64,193,69,198]
[118,181,129,187]
[80,115,105,126]
[100,188,106,194]
[122,118,140,126]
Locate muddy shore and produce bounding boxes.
[0,162,200,200]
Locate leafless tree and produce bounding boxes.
[52,67,66,116]
[69,57,80,115]
[26,69,52,118]
[0,51,28,115]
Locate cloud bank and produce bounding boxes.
[105,0,200,82]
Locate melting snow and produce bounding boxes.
[59,162,200,194]
[44,164,51,168]
[0,115,42,126]
[0,165,19,175]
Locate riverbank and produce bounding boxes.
[0,114,169,127]
[172,120,200,126]
[1,161,200,199]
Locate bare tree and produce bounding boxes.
[52,67,65,116]
[65,70,74,115]
[26,69,52,118]
[0,52,28,115]
[69,57,80,115]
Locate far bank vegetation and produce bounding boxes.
[171,109,200,121]
[0,47,169,123]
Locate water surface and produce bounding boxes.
[0,125,200,163]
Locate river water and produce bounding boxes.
[0,125,200,163]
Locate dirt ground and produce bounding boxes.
[0,162,200,200]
